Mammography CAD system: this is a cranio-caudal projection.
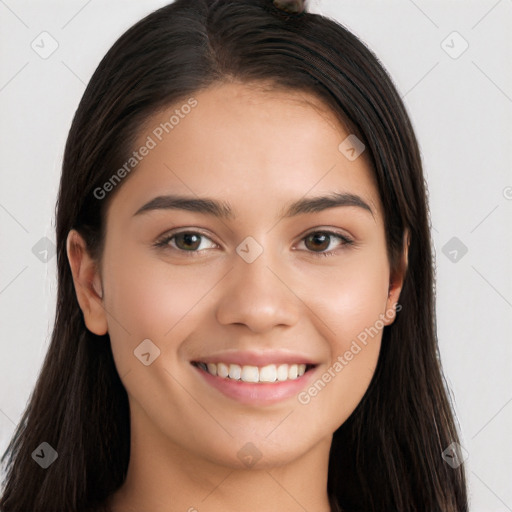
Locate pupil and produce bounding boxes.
[308,233,329,251]
[179,233,200,250]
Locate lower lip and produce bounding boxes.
[192,364,318,405]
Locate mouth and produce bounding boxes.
[189,350,321,405]
[191,361,317,384]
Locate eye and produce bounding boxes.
[296,230,354,257]
[154,230,217,255]
[153,228,354,258]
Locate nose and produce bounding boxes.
[215,245,301,334]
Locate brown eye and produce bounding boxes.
[154,229,218,256]
[304,232,331,252]
[298,230,354,257]
[174,232,202,251]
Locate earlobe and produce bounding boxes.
[384,229,410,326]
[66,229,108,335]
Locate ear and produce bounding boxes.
[66,229,108,335]
[383,228,410,326]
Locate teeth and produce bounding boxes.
[277,364,288,381]
[259,364,277,382]
[228,363,241,380]
[217,362,229,378]
[198,362,309,383]
[241,365,259,383]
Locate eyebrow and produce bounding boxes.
[133,192,374,220]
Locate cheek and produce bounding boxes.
[306,249,390,350]
[295,251,389,426]
[101,247,222,373]
[324,273,388,349]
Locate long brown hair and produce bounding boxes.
[0,1,468,511]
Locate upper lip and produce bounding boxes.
[191,350,320,367]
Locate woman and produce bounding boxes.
[0,0,468,511]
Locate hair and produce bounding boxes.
[0,1,468,511]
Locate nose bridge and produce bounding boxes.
[214,237,300,332]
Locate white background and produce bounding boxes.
[0,1,511,510]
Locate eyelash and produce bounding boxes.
[153,229,354,258]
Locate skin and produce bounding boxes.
[67,81,408,512]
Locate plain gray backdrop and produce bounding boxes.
[1,1,511,510]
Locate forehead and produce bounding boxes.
[107,81,381,221]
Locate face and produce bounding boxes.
[69,81,405,470]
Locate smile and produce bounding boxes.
[191,360,319,405]
[192,361,315,383]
